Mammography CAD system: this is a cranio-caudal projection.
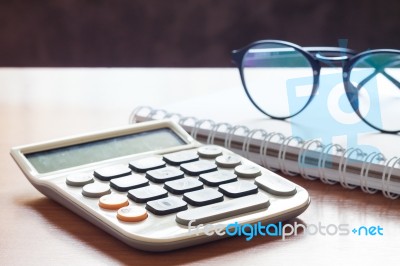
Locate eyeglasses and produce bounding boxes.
[231,40,400,133]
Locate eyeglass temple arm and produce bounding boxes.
[355,59,400,91]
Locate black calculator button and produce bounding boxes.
[199,170,238,187]
[164,178,204,194]
[94,164,131,181]
[110,174,149,192]
[146,167,184,183]
[129,157,166,173]
[183,188,224,206]
[176,194,270,226]
[218,181,258,198]
[128,186,168,203]
[146,197,188,215]
[163,150,199,166]
[180,161,217,176]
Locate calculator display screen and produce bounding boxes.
[25,128,186,174]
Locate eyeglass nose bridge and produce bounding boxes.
[315,53,349,62]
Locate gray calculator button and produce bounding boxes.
[234,164,261,178]
[128,185,168,203]
[110,174,149,192]
[180,161,217,176]
[183,188,224,206]
[197,145,223,158]
[129,157,166,173]
[146,196,188,215]
[94,164,131,181]
[199,170,237,187]
[66,173,94,186]
[146,167,184,183]
[215,155,241,168]
[163,150,199,165]
[218,180,258,198]
[176,194,270,226]
[255,174,297,196]
[164,178,204,194]
[82,183,111,198]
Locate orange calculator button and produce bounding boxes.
[117,206,148,222]
[98,194,129,210]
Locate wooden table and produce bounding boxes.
[1,68,399,265]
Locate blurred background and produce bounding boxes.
[1,0,399,67]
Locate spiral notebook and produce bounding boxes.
[129,101,400,199]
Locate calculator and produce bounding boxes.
[10,120,310,251]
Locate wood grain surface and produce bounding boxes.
[1,68,399,265]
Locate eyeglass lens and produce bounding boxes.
[242,43,314,118]
[348,52,400,132]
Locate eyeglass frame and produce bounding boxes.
[231,40,400,134]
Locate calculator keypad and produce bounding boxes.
[94,164,132,181]
[176,194,270,226]
[98,194,129,210]
[183,188,224,206]
[146,167,184,183]
[66,173,94,186]
[146,197,188,215]
[70,145,298,225]
[199,170,237,186]
[180,161,217,176]
[215,154,241,168]
[197,145,223,158]
[234,164,262,178]
[255,174,297,196]
[129,157,166,173]
[82,183,111,198]
[164,178,204,195]
[218,180,258,198]
[128,185,168,203]
[163,150,199,165]
[110,174,149,192]
[117,206,148,222]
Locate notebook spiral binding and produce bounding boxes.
[129,106,400,199]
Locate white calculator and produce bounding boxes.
[10,120,310,251]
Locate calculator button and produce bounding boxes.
[180,161,217,176]
[129,157,166,173]
[94,164,131,181]
[199,170,238,187]
[215,155,241,168]
[146,167,184,183]
[117,206,148,222]
[82,183,111,198]
[176,194,270,226]
[110,174,149,192]
[255,174,297,196]
[128,186,168,203]
[197,145,223,158]
[163,150,199,165]
[234,165,262,178]
[66,173,94,186]
[218,180,258,198]
[146,197,188,215]
[183,188,224,206]
[98,194,129,210]
[164,178,204,194]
